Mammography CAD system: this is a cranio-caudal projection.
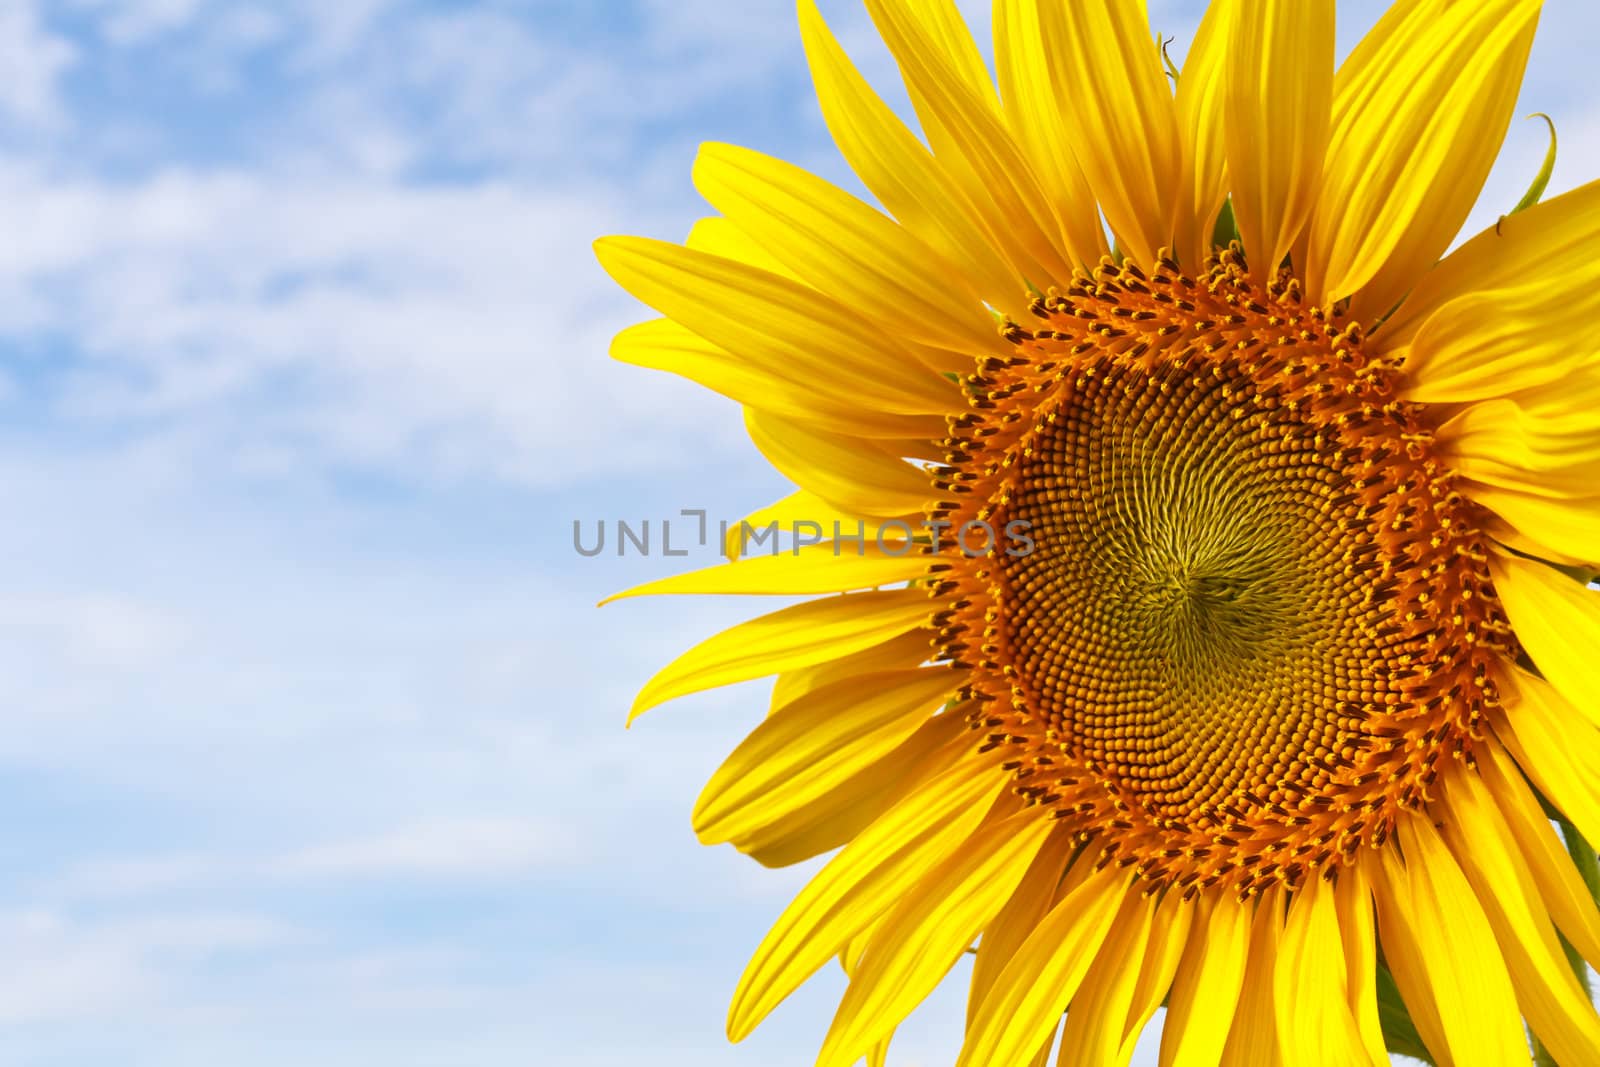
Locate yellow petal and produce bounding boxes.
[726,490,918,562]
[1477,736,1600,972]
[796,0,1025,313]
[1393,273,1600,406]
[1037,0,1183,268]
[770,628,934,711]
[817,809,1055,1067]
[1056,888,1155,1067]
[692,142,1005,356]
[966,825,1080,1028]
[734,711,967,868]
[1380,177,1600,360]
[956,863,1126,1067]
[611,318,947,441]
[1467,484,1600,567]
[693,667,958,845]
[728,747,1005,1040]
[1173,1,1233,270]
[992,0,1109,267]
[862,0,1077,283]
[1160,892,1251,1067]
[1220,888,1284,1067]
[686,216,800,279]
[899,0,995,105]
[1119,892,1195,1063]
[602,542,928,605]
[594,235,955,415]
[1490,668,1600,869]
[1439,761,1600,1067]
[1224,0,1333,278]
[629,589,931,721]
[1272,876,1378,1067]
[745,408,936,519]
[1440,394,1600,502]
[1372,816,1526,1067]
[1305,0,1539,313]
[1332,865,1388,1067]
[1490,552,1600,729]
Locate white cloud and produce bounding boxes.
[0,909,290,1024]
[46,817,578,901]
[0,1,77,127]
[0,163,743,486]
[0,593,188,670]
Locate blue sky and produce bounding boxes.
[0,1,1596,1065]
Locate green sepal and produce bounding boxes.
[1511,113,1557,215]
[1211,198,1240,252]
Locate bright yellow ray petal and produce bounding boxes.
[816,809,1055,1067]
[1220,888,1284,1067]
[1372,816,1526,1067]
[1332,865,1387,1067]
[691,142,1006,356]
[955,863,1126,1067]
[1468,485,1600,568]
[862,0,1077,283]
[1056,888,1155,1067]
[734,711,966,868]
[629,589,931,721]
[992,0,1108,267]
[1224,0,1333,278]
[728,747,1006,1040]
[1173,1,1233,270]
[770,628,934,711]
[1490,668,1600,868]
[1477,736,1600,972]
[686,215,800,279]
[1037,0,1182,268]
[1393,274,1600,406]
[1439,761,1600,1067]
[726,490,918,562]
[796,0,1025,314]
[744,409,937,519]
[594,236,956,416]
[903,0,995,104]
[1440,394,1600,502]
[612,318,948,441]
[602,543,928,605]
[1379,177,1600,359]
[1272,875,1378,1067]
[693,668,960,846]
[1305,0,1539,314]
[966,825,1080,1028]
[1160,892,1252,1067]
[1489,552,1600,729]
[1119,892,1194,1064]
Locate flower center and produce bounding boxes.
[931,248,1513,896]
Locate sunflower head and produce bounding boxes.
[941,247,1515,898]
[597,0,1600,1064]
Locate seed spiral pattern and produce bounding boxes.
[927,247,1517,896]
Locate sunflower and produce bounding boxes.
[595,0,1600,1064]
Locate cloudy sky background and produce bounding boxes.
[0,1,1596,1064]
